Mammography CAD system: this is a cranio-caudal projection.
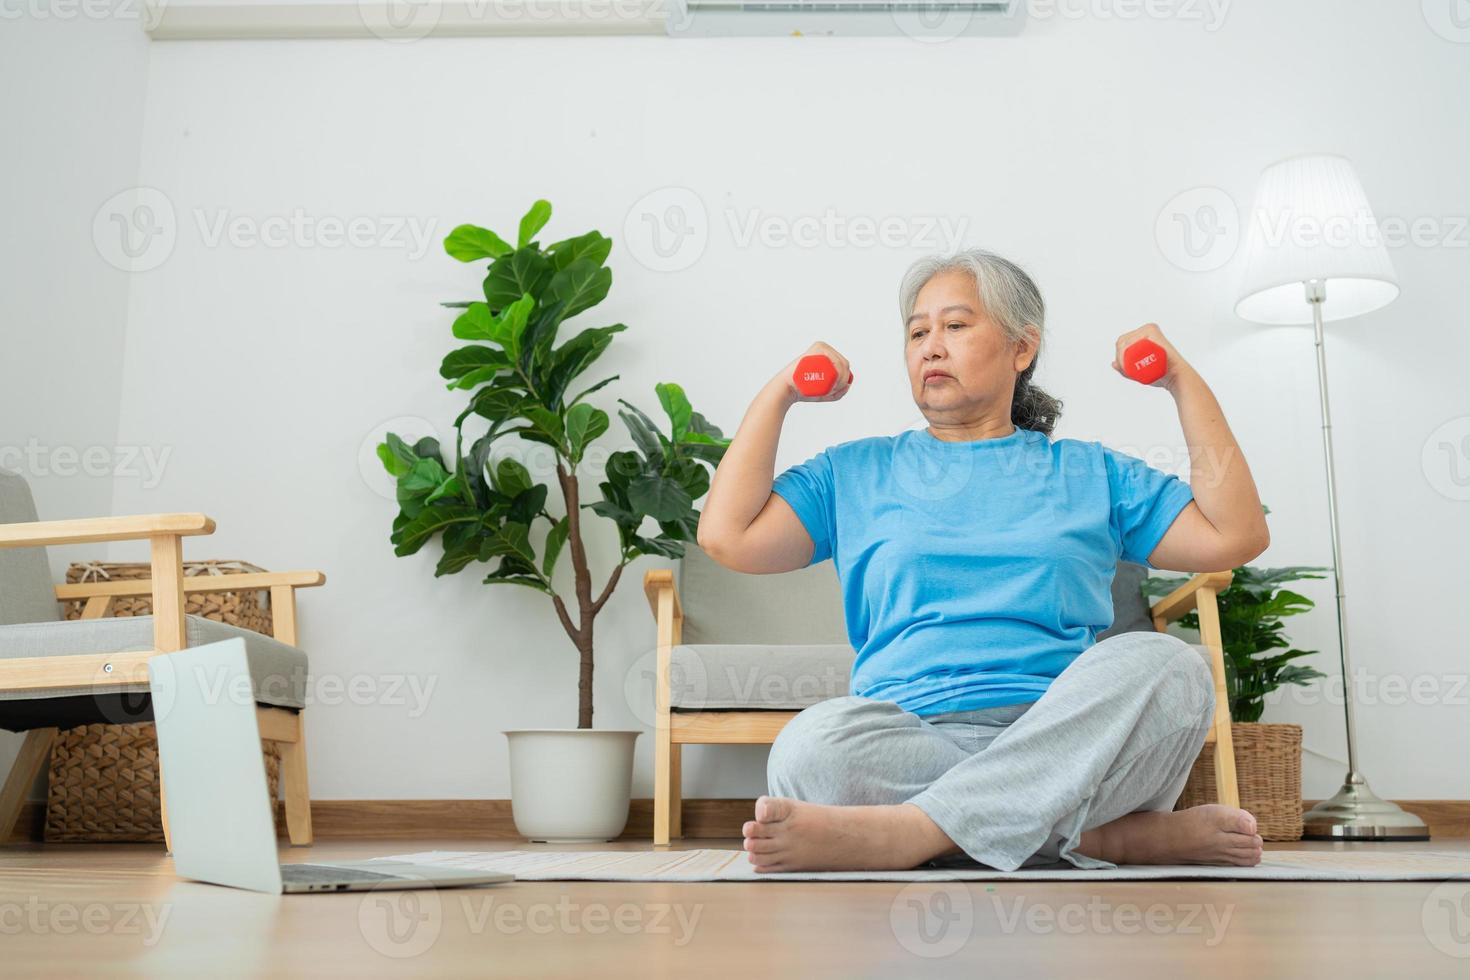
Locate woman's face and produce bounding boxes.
[904,269,1035,425]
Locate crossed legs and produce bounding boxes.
[744,631,1263,872]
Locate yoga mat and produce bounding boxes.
[371,848,1470,882]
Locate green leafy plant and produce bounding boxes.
[377,200,730,728]
[1142,562,1330,723]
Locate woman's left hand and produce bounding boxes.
[1112,323,1191,391]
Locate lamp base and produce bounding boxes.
[1301,774,1430,841]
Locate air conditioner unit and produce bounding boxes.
[665,0,1027,38]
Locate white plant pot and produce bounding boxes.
[503,729,641,843]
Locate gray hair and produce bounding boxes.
[898,248,1064,437]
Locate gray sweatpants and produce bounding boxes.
[766,630,1216,871]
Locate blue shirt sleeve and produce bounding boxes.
[771,448,836,566]
[1102,445,1196,569]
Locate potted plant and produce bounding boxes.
[377,200,730,842]
[1142,543,1329,839]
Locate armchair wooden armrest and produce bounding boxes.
[1148,570,1232,626]
[0,514,214,548]
[643,568,683,625]
[0,513,218,654]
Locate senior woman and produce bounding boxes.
[696,249,1272,874]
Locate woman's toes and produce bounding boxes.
[755,795,795,824]
[743,836,781,855]
[742,819,771,838]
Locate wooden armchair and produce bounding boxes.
[0,477,324,850]
[644,546,1238,847]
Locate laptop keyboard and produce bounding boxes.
[280,864,402,884]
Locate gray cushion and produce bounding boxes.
[0,614,308,712]
[1097,560,1154,640]
[669,643,855,709]
[678,543,846,645]
[0,468,62,627]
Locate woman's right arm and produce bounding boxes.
[696,344,853,575]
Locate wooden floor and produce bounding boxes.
[4,837,1469,978]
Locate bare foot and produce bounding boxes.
[740,795,962,873]
[1078,804,1264,866]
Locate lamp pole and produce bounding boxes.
[1299,278,1427,841]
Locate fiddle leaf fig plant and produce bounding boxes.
[378,200,731,728]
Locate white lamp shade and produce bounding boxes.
[1235,154,1399,325]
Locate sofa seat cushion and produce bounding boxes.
[669,641,1216,712]
[669,644,856,710]
[0,614,308,711]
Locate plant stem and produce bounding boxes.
[554,459,598,729]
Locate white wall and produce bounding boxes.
[31,1,1470,804]
[0,12,153,788]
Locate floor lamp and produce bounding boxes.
[1234,153,1428,841]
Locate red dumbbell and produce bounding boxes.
[793,354,854,398]
[1122,339,1167,385]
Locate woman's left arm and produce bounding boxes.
[1113,323,1271,573]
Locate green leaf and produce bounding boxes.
[630,535,686,560]
[687,410,726,441]
[566,403,610,465]
[656,382,693,443]
[517,298,568,379]
[679,440,728,466]
[568,374,619,408]
[524,406,565,448]
[618,403,667,464]
[546,230,612,271]
[627,473,693,522]
[482,572,553,595]
[441,345,510,381]
[400,456,450,494]
[424,474,467,506]
[480,521,536,565]
[517,200,552,248]
[444,224,512,262]
[494,457,533,498]
[604,451,644,490]
[546,258,612,322]
[450,365,508,391]
[470,386,529,422]
[542,516,569,579]
[545,324,626,409]
[508,484,548,526]
[668,456,710,501]
[497,294,536,363]
[435,522,483,576]
[452,303,498,342]
[377,433,417,477]
[483,248,553,310]
[392,504,480,557]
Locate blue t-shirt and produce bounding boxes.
[770,424,1196,717]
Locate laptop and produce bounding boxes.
[148,638,513,894]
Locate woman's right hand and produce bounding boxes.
[778,342,854,405]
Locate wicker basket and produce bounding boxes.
[1175,722,1303,841]
[44,560,282,843]
[61,559,273,634]
[45,724,281,843]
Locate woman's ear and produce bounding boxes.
[1014,325,1040,373]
